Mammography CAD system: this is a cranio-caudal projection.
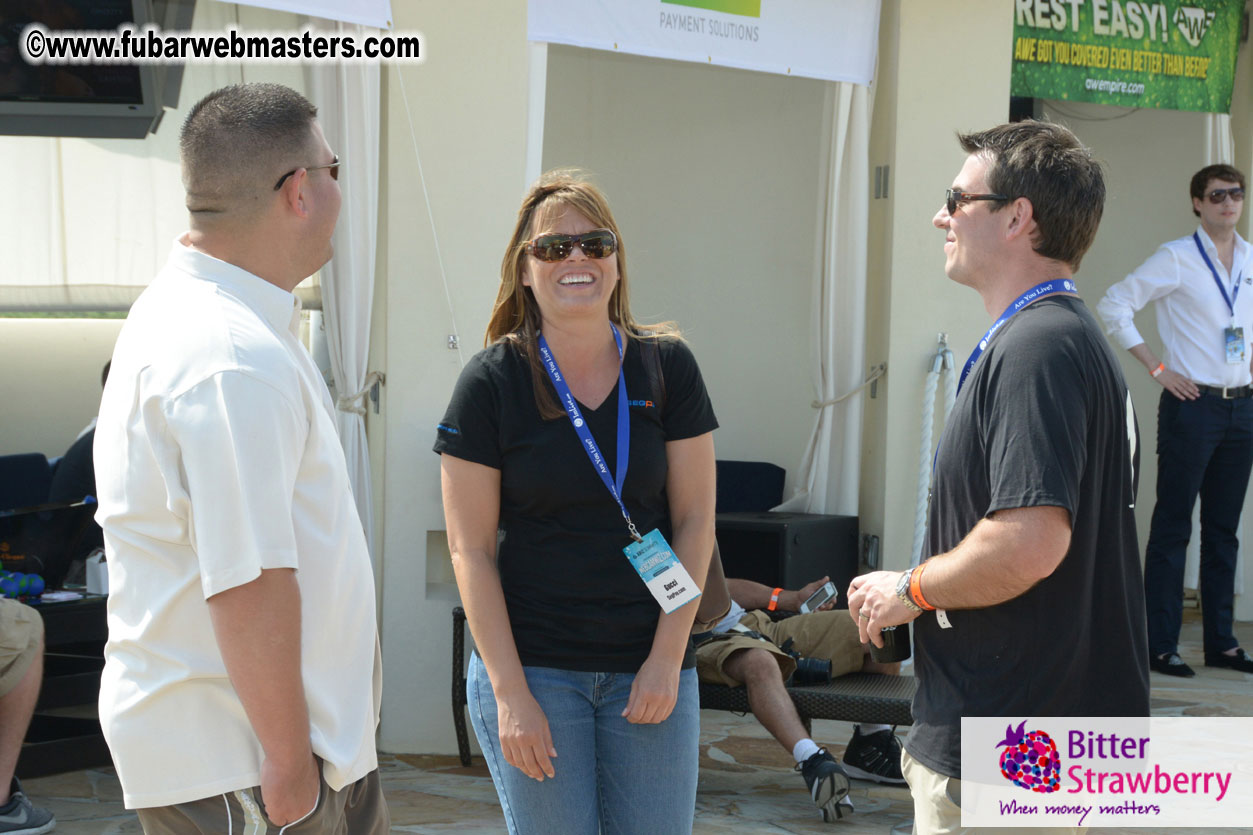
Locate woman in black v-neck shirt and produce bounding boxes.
[435,170,717,834]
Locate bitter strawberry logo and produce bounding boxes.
[997,720,1061,793]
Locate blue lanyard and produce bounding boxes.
[958,279,1078,393]
[1193,232,1239,317]
[537,324,640,541]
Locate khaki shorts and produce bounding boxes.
[695,609,864,687]
[0,598,43,699]
[901,748,1086,835]
[136,766,389,835]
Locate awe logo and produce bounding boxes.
[1174,6,1216,47]
[997,720,1062,793]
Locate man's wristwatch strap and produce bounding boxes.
[895,570,924,613]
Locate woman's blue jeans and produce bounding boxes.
[467,652,699,835]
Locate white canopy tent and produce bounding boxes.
[527,0,882,516]
[1,0,880,555]
[1,0,387,563]
[214,0,392,29]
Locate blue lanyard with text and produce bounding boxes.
[537,324,640,541]
[957,279,1078,393]
[1193,232,1238,317]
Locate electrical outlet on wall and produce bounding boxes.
[861,533,881,570]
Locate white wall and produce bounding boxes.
[541,46,827,492]
[862,0,1014,570]
[0,319,122,458]
[1044,101,1209,553]
[375,0,532,755]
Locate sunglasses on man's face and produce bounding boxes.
[273,155,341,191]
[1205,187,1245,204]
[945,188,1009,215]
[525,229,618,262]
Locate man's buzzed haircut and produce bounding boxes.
[958,120,1105,271]
[180,83,318,216]
[1190,163,1246,217]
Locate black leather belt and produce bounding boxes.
[1196,385,1253,399]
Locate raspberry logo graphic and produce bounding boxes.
[997,720,1061,793]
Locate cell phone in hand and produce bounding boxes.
[799,581,837,613]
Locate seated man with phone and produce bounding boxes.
[693,544,905,822]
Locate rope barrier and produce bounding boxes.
[336,370,386,415]
[811,363,887,410]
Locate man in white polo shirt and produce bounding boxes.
[94,83,387,833]
[1097,164,1253,679]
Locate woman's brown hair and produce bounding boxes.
[487,169,678,418]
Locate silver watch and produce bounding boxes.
[896,569,923,613]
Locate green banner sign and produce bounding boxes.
[1011,0,1244,113]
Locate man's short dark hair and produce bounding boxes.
[179,83,318,216]
[1190,164,1246,217]
[957,120,1105,271]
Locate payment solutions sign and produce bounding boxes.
[962,717,1253,828]
[528,0,881,85]
[1011,0,1245,113]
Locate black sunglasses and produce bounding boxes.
[525,229,618,262]
[1205,187,1245,204]
[946,188,1009,215]
[273,154,341,191]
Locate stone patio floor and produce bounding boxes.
[23,609,1253,833]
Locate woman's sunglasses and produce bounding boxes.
[525,229,618,262]
[1205,187,1245,204]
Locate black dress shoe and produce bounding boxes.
[1205,647,1253,673]
[1150,652,1196,677]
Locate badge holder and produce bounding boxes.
[624,529,701,614]
[1225,326,1245,365]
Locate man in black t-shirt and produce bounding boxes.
[847,122,1149,833]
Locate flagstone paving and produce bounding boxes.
[24,610,1252,833]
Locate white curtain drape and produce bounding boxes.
[305,23,381,564]
[1204,112,1236,169]
[0,2,323,312]
[775,81,872,516]
[222,0,393,29]
[1185,112,1245,604]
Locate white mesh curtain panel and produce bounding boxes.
[1205,112,1235,168]
[4,139,65,309]
[305,22,381,563]
[0,1,321,312]
[774,81,871,516]
[1,124,187,311]
[218,0,392,28]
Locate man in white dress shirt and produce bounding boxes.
[1097,164,1253,678]
[94,83,387,833]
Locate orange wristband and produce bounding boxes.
[767,587,782,611]
[910,564,936,611]
[1150,363,1165,378]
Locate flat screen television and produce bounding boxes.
[0,0,174,139]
